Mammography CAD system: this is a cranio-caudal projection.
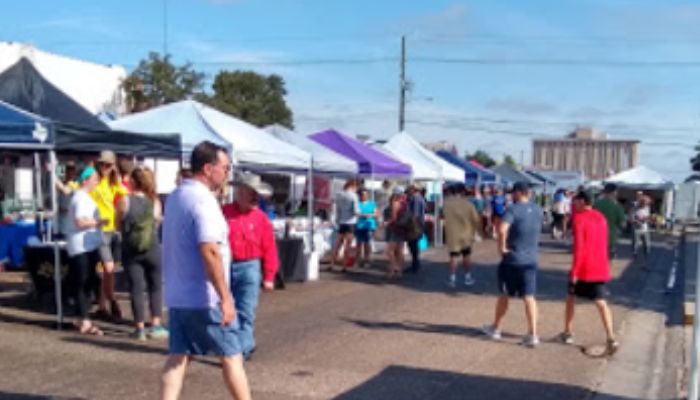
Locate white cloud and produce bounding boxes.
[27,16,123,39]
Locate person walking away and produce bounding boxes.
[406,183,426,273]
[117,167,167,341]
[559,191,619,355]
[222,172,279,362]
[551,189,566,240]
[631,194,652,262]
[160,141,250,400]
[481,182,544,347]
[91,150,128,321]
[444,183,482,288]
[330,179,360,271]
[66,166,107,335]
[384,187,409,279]
[355,188,378,268]
[490,188,506,239]
[593,184,626,259]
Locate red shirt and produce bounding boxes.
[571,208,611,282]
[222,203,279,283]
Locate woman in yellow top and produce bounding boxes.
[91,150,128,320]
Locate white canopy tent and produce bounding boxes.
[0,42,126,115]
[110,100,311,171]
[604,165,673,191]
[605,165,675,220]
[382,132,463,182]
[108,100,231,157]
[264,124,357,175]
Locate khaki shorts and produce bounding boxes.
[99,231,122,264]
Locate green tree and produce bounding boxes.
[503,154,518,168]
[124,52,205,112]
[466,150,496,168]
[692,142,700,172]
[201,70,294,128]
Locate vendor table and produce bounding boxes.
[23,243,71,302]
[275,237,306,287]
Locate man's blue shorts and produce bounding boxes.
[168,308,242,356]
[497,262,538,298]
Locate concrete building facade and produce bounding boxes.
[532,127,639,180]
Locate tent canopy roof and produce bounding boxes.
[0,58,109,131]
[0,42,126,115]
[110,100,311,170]
[310,129,411,177]
[108,100,230,155]
[435,150,497,183]
[383,132,463,182]
[492,164,541,186]
[198,104,309,171]
[604,165,673,190]
[264,124,357,175]
[0,100,54,147]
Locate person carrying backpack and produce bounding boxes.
[117,166,167,341]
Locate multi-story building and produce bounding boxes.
[532,127,639,180]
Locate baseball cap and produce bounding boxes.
[603,183,617,193]
[512,182,531,194]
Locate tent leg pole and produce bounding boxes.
[307,158,315,253]
[49,151,62,329]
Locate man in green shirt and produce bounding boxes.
[593,184,626,259]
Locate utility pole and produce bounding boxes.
[163,0,169,56]
[399,35,406,133]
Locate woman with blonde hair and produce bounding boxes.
[117,166,167,341]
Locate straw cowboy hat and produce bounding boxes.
[233,172,273,197]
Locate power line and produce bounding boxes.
[412,57,700,68]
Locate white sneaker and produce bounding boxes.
[448,275,456,288]
[520,335,540,348]
[464,274,475,286]
[480,324,502,340]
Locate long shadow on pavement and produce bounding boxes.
[0,392,85,400]
[332,365,676,400]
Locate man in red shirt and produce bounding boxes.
[560,191,619,355]
[223,172,279,361]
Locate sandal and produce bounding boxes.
[76,323,104,336]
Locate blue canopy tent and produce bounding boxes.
[435,150,497,185]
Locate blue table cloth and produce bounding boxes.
[0,222,39,268]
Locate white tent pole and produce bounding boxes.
[49,150,63,328]
[307,155,315,252]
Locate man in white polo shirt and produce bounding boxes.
[160,141,251,400]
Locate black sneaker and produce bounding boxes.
[606,339,619,356]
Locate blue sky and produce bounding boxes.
[2,0,699,181]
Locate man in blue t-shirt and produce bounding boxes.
[481,182,544,348]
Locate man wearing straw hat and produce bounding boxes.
[223,172,279,361]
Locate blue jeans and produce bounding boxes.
[230,259,262,357]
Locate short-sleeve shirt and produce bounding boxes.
[335,190,359,225]
[492,195,506,217]
[356,200,377,231]
[502,201,544,267]
[90,177,128,232]
[66,190,103,257]
[162,179,231,309]
[593,198,626,246]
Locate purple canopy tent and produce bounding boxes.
[310,129,411,177]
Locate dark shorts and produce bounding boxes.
[355,229,372,243]
[98,231,122,264]
[568,281,609,301]
[168,308,242,356]
[497,262,537,298]
[449,247,472,258]
[338,224,355,235]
